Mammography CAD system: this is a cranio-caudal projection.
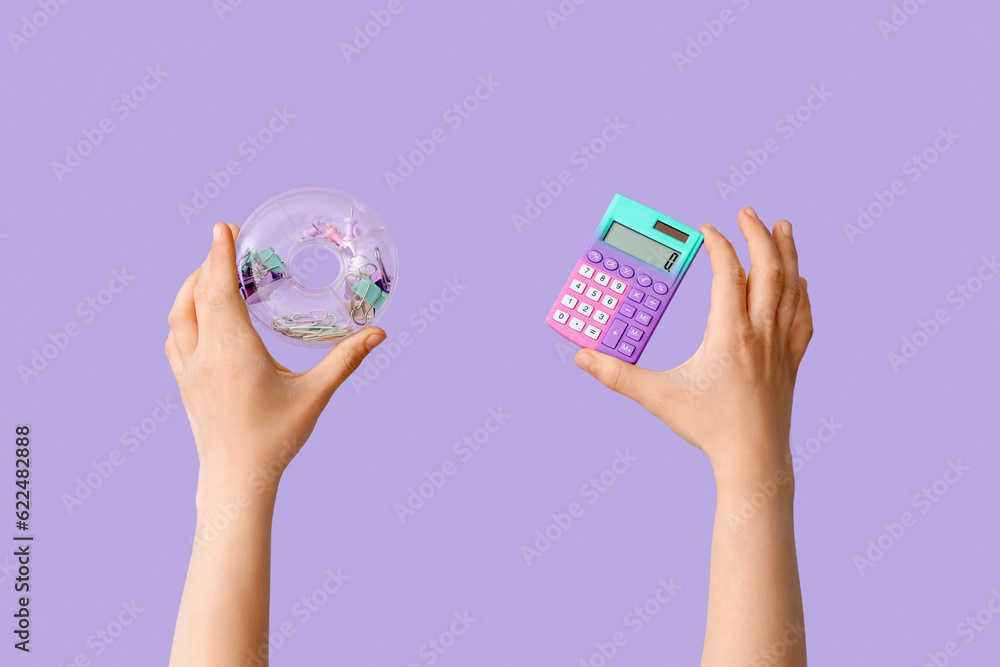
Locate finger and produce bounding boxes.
[771,219,801,336]
[196,222,252,341]
[164,332,184,381]
[699,223,750,332]
[574,349,666,410]
[738,207,785,331]
[789,277,813,368]
[303,328,386,404]
[166,264,203,360]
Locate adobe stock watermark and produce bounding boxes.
[394,407,512,524]
[853,459,970,576]
[578,578,681,667]
[844,126,959,244]
[521,449,639,566]
[178,107,295,224]
[877,0,935,41]
[243,567,350,666]
[51,65,169,182]
[7,0,73,54]
[340,0,417,63]
[406,611,478,667]
[544,0,589,31]
[60,396,180,514]
[788,416,845,474]
[384,75,501,192]
[17,267,136,386]
[510,116,628,234]
[213,0,250,21]
[671,0,754,74]
[920,587,1000,667]
[716,85,833,202]
[887,254,997,372]
[55,600,144,667]
[751,620,807,666]
[350,277,469,394]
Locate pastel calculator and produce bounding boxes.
[547,195,703,363]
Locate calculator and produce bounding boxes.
[547,195,703,363]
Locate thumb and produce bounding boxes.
[305,327,386,402]
[574,349,662,409]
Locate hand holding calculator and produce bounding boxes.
[547,195,703,363]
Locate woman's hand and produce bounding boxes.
[574,207,813,479]
[164,222,385,498]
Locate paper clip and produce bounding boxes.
[271,309,351,341]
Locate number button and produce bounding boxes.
[617,341,636,357]
[577,302,594,317]
[637,274,652,287]
[587,250,603,263]
[585,287,602,302]
[619,265,635,278]
[568,317,585,332]
[594,310,610,325]
[570,279,586,294]
[610,279,627,294]
[561,294,578,309]
[627,288,644,303]
[643,296,661,311]
[635,310,652,326]
[601,294,618,309]
[584,324,602,340]
[604,257,619,271]
[552,310,569,325]
[578,264,596,279]
[626,326,643,341]
[594,272,610,287]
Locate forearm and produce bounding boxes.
[170,469,278,666]
[701,450,806,667]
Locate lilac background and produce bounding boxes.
[4,0,999,664]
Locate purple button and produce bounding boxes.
[601,318,628,349]
[627,288,645,303]
[603,257,619,271]
[626,326,643,341]
[617,341,636,358]
[619,265,635,279]
[643,295,661,310]
[653,282,668,295]
[619,304,636,319]
[587,250,603,263]
[637,274,652,287]
[635,310,652,326]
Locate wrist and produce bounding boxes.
[708,442,795,501]
[195,460,282,514]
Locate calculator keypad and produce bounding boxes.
[548,256,672,364]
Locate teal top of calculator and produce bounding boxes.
[546,195,703,363]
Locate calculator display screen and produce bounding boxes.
[603,221,682,272]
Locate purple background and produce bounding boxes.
[4,0,999,664]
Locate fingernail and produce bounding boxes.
[212,223,222,241]
[365,332,385,351]
[782,220,793,237]
[743,207,758,219]
[575,351,595,372]
[701,223,716,233]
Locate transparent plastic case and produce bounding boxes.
[235,187,399,348]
